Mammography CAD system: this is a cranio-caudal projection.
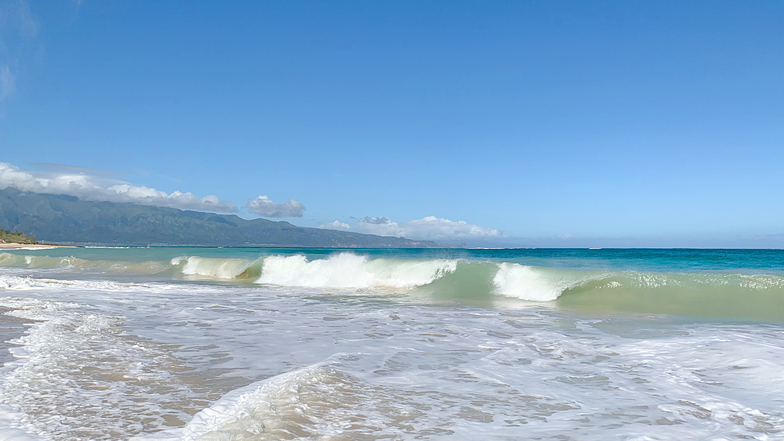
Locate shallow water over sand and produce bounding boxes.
[1,248,783,440]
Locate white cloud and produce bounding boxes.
[359,216,391,225]
[321,215,503,241]
[0,65,15,100]
[320,220,350,230]
[0,162,238,212]
[246,195,306,218]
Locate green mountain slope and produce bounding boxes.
[0,228,37,244]
[0,188,439,247]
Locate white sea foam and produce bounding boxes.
[0,405,42,441]
[4,250,784,440]
[3,265,784,440]
[136,320,784,441]
[133,358,472,441]
[492,263,586,301]
[0,274,230,296]
[0,274,146,292]
[255,253,457,290]
[0,297,203,440]
[139,363,344,441]
[84,246,132,249]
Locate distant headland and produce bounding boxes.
[0,228,37,245]
[0,227,68,249]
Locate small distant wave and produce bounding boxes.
[84,246,132,249]
[0,274,228,295]
[0,253,87,269]
[0,253,169,274]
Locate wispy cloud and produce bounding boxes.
[0,162,237,212]
[29,162,122,178]
[246,195,306,218]
[0,0,38,37]
[0,64,14,99]
[321,215,503,241]
[0,0,38,103]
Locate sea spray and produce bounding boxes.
[492,263,591,301]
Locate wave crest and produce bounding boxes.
[171,256,263,280]
[492,263,587,301]
[256,253,457,290]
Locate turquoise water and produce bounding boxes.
[2,247,783,321]
[1,247,783,439]
[8,247,784,272]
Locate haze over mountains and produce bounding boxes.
[0,188,440,247]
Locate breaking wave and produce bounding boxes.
[256,253,457,289]
[3,252,784,320]
[167,253,458,289]
[492,263,589,301]
[170,256,264,280]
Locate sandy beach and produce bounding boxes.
[0,243,75,250]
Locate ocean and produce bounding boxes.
[0,247,782,440]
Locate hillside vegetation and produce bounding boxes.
[0,228,37,244]
[0,187,439,247]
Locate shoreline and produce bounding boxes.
[0,243,76,250]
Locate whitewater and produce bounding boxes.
[0,247,783,440]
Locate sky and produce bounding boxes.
[1,0,783,247]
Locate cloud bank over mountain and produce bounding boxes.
[246,195,306,218]
[1,161,500,239]
[321,215,503,241]
[0,162,237,212]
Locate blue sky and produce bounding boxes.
[1,1,783,246]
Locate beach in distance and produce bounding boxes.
[0,243,73,250]
[0,246,782,440]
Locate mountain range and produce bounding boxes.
[0,187,440,247]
